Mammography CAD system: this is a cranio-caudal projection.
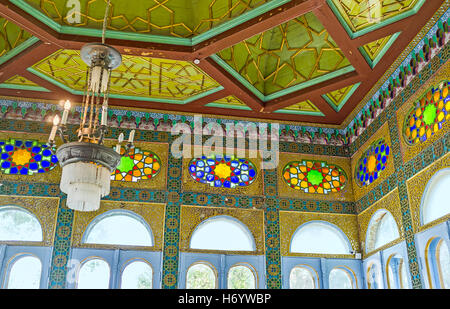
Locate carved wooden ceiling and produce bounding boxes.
[0,0,445,126]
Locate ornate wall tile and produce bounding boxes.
[179,205,265,255]
[108,141,168,191]
[0,195,59,246]
[406,152,450,234]
[278,152,353,202]
[396,60,450,164]
[71,201,165,251]
[356,188,403,257]
[182,149,263,196]
[351,123,395,201]
[279,210,359,258]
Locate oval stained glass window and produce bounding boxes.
[111,147,161,182]
[0,139,58,175]
[282,160,347,194]
[188,155,256,188]
[355,139,390,187]
[403,80,449,145]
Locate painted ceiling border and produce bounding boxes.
[9,0,290,46]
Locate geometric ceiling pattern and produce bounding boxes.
[0,0,446,126]
[30,49,221,102]
[327,0,424,37]
[215,12,353,100]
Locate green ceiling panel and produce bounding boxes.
[0,17,38,65]
[29,49,221,102]
[0,75,49,92]
[274,100,324,116]
[322,82,360,112]
[359,32,401,68]
[18,0,286,42]
[328,0,424,38]
[205,95,252,110]
[215,12,352,99]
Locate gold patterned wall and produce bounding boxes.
[181,147,264,196]
[350,122,395,201]
[0,132,62,184]
[279,210,359,258]
[396,61,450,164]
[109,141,168,191]
[277,152,353,202]
[356,188,403,257]
[407,152,450,234]
[71,201,166,251]
[0,195,59,246]
[179,205,265,255]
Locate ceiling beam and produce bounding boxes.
[191,0,325,58]
[313,4,372,77]
[334,0,446,124]
[0,41,57,83]
[263,70,361,112]
[196,57,265,112]
[0,0,63,47]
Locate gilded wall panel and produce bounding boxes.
[279,210,359,258]
[396,61,450,164]
[277,152,353,202]
[356,188,403,257]
[181,147,264,196]
[179,205,265,255]
[407,152,450,234]
[0,132,62,183]
[108,141,168,191]
[351,122,394,201]
[71,201,166,251]
[0,195,59,246]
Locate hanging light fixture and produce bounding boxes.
[48,0,134,211]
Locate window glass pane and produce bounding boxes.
[422,169,450,225]
[374,212,399,249]
[400,259,409,289]
[329,268,353,289]
[289,266,315,289]
[186,263,216,289]
[84,213,152,247]
[0,207,42,241]
[438,240,450,289]
[190,217,254,251]
[121,261,153,289]
[7,256,41,289]
[290,222,350,254]
[227,265,256,289]
[77,259,110,289]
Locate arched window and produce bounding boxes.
[366,263,382,289]
[290,221,352,254]
[227,264,256,289]
[190,216,255,252]
[425,237,450,288]
[186,262,217,289]
[329,266,355,289]
[76,258,110,289]
[0,206,42,242]
[5,255,42,289]
[82,210,153,247]
[366,209,399,253]
[289,265,317,289]
[421,168,450,225]
[386,254,409,289]
[120,260,153,289]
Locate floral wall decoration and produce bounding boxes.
[282,160,347,194]
[188,155,257,188]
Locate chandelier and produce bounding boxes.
[48,0,134,211]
